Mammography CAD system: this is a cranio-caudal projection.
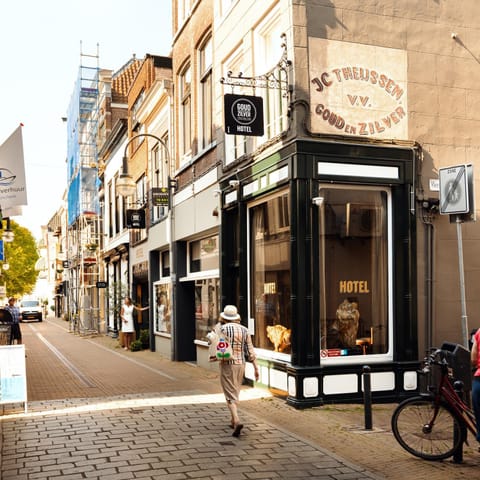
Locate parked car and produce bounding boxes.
[19,299,43,322]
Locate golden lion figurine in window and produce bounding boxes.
[332,299,360,348]
[267,324,291,352]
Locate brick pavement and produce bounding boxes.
[0,316,479,479]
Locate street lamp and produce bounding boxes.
[116,133,175,198]
[117,133,177,355]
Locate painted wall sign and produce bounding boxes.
[308,38,408,139]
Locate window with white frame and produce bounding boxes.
[177,0,191,27]
[249,190,291,355]
[199,35,213,150]
[108,180,114,237]
[254,8,288,140]
[220,0,235,18]
[223,50,247,166]
[151,134,169,223]
[154,251,171,335]
[317,185,392,363]
[115,174,123,235]
[154,282,171,334]
[179,63,192,165]
[130,175,147,244]
[189,235,219,275]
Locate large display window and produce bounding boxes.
[249,190,291,357]
[194,278,220,342]
[153,282,171,335]
[317,185,392,363]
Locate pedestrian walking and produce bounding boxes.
[470,327,480,448]
[5,297,22,345]
[217,304,259,437]
[120,297,149,350]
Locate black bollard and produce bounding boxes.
[453,381,464,464]
[363,365,372,430]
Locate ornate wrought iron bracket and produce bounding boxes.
[220,33,292,97]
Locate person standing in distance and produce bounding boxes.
[5,297,22,345]
[120,297,149,350]
[470,327,480,448]
[218,304,259,437]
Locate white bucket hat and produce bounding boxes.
[220,305,240,321]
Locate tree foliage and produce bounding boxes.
[2,220,39,297]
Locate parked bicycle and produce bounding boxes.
[391,347,478,461]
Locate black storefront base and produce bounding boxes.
[284,361,421,408]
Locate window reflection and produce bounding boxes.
[154,283,171,334]
[250,191,291,354]
[318,187,389,358]
[195,278,220,341]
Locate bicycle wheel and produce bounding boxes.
[391,396,466,461]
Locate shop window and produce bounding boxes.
[154,282,171,335]
[249,191,291,355]
[318,186,392,362]
[194,278,220,342]
[189,235,219,274]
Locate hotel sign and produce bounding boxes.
[308,38,408,139]
[224,94,264,136]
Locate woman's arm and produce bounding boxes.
[133,305,150,311]
[472,333,478,368]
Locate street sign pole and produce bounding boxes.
[456,216,469,349]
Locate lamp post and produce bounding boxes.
[116,133,176,355]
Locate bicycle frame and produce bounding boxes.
[429,362,477,439]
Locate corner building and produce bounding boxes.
[186,0,480,407]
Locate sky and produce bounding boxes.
[0,0,173,239]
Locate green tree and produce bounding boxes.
[1,220,39,297]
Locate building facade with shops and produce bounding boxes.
[50,1,480,408]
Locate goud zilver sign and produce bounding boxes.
[308,38,408,139]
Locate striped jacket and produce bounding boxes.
[220,322,256,365]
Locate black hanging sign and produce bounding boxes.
[151,187,169,207]
[224,93,264,136]
[126,209,146,229]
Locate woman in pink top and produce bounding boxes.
[470,328,480,443]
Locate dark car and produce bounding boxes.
[19,299,43,322]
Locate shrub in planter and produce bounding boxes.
[130,340,143,352]
[139,329,149,349]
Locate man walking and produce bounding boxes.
[5,297,22,344]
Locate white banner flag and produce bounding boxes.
[0,125,27,209]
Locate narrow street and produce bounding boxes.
[0,317,479,480]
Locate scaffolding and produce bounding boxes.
[65,44,102,335]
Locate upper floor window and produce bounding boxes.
[220,0,235,17]
[254,9,288,140]
[151,134,169,223]
[199,36,213,150]
[179,63,192,165]
[223,50,247,166]
[131,175,147,244]
[177,0,192,27]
